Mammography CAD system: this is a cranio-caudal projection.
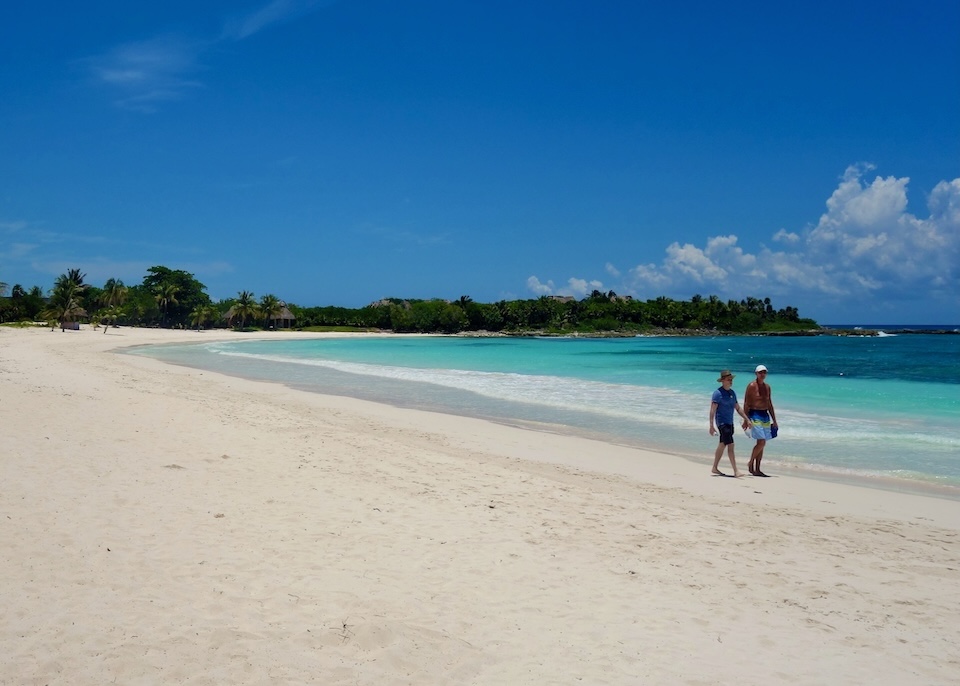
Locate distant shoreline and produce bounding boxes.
[10,321,958,339]
[454,326,960,338]
[817,325,960,336]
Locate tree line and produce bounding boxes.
[0,266,818,334]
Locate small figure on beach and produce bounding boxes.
[708,370,750,477]
[743,364,778,476]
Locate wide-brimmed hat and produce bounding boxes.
[755,364,768,373]
[717,370,735,382]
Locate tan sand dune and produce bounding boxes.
[2,326,958,684]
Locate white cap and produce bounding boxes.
[755,364,768,373]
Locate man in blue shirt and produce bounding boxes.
[709,370,750,477]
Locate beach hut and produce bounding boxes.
[58,308,88,331]
[270,304,296,329]
[223,303,296,329]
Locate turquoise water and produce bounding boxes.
[127,333,960,491]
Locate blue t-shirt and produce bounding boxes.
[711,387,738,425]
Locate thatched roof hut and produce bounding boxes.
[222,303,296,329]
[271,305,296,328]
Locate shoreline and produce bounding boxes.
[3,325,959,683]
[12,322,960,523]
[482,411,960,502]
[8,324,960,527]
[118,327,960,502]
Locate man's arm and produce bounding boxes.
[709,402,718,435]
[768,388,777,425]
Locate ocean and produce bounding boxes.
[126,330,960,494]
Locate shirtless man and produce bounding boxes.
[743,364,778,476]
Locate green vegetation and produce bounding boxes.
[0,266,819,334]
[295,291,817,334]
[0,284,46,324]
[42,269,88,331]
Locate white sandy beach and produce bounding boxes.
[2,325,958,685]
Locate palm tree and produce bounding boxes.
[65,268,87,289]
[154,282,180,327]
[232,290,256,329]
[101,278,128,308]
[98,306,122,334]
[43,277,85,331]
[190,304,218,331]
[190,305,205,331]
[127,299,149,326]
[259,293,282,328]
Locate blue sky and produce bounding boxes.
[1,0,958,324]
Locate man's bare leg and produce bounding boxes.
[712,443,726,475]
[750,440,767,476]
[727,446,743,477]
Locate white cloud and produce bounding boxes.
[928,179,960,223]
[565,277,604,297]
[605,262,621,278]
[662,242,722,283]
[820,164,907,230]
[806,164,958,288]
[773,229,799,244]
[526,275,603,298]
[623,234,755,293]
[527,276,554,295]
[527,165,960,313]
[628,165,960,302]
[628,263,669,288]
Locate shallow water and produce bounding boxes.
[126,332,960,491]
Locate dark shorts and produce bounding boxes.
[718,424,735,445]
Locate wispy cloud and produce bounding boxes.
[2,243,39,261]
[0,219,107,251]
[81,0,336,111]
[358,223,454,248]
[221,0,336,41]
[28,259,234,287]
[0,218,234,288]
[81,34,205,112]
[528,165,960,312]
